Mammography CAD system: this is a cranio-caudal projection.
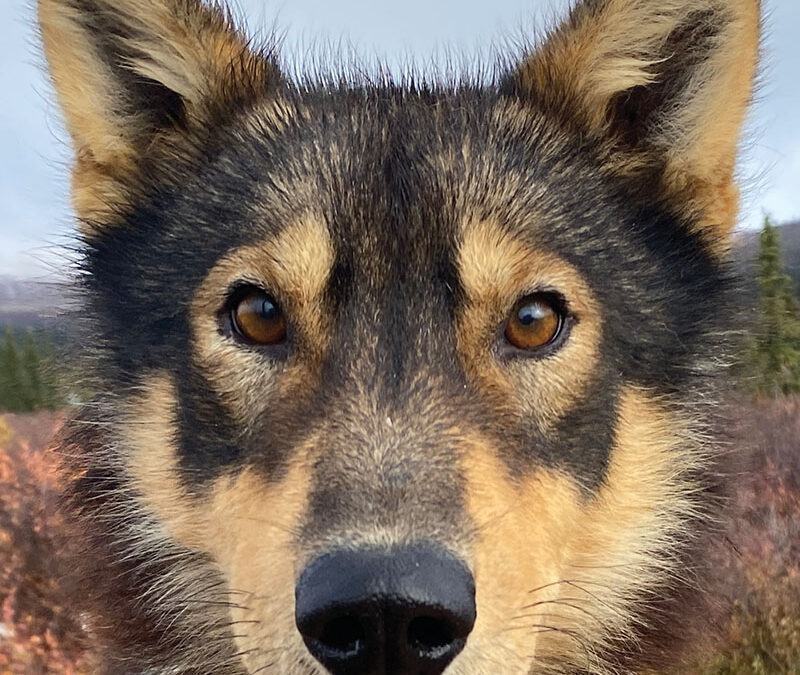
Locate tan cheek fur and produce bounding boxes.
[118,355,702,674]
[190,218,334,428]
[123,375,326,675]
[455,447,582,675]
[455,387,705,674]
[457,219,602,430]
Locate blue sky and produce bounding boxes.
[2,0,799,278]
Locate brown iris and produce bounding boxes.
[231,289,287,345]
[504,294,562,350]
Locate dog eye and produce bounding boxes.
[230,289,287,345]
[504,294,563,351]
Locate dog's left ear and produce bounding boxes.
[511,0,760,241]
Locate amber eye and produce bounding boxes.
[230,289,287,345]
[504,294,563,351]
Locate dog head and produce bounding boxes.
[41,0,759,673]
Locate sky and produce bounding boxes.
[1,0,799,279]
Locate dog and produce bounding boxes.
[39,0,760,672]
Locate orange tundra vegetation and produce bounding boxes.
[0,414,87,674]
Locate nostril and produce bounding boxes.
[319,615,366,658]
[407,615,455,658]
[296,545,475,674]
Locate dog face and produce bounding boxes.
[41,1,760,673]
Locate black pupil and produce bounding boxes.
[517,301,548,326]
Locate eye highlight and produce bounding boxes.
[504,294,563,351]
[230,288,287,346]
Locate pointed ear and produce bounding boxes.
[511,0,760,240]
[38,0,280,231]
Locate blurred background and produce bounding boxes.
[1,0,799,673]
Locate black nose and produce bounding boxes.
[295,545,476,675]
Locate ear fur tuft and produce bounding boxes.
[513,0,761,240]
[38,0,280,232]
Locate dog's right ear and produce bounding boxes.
[38,0,280,232]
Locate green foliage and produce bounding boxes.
[0,327,63,412]
[748,216,800,395]
[699,579,800,674]
[0,328,24,411]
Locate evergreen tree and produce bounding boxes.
[750,216,800,395]
[0,328,25,412]
[35,332,62,410]
[21,330,46,410]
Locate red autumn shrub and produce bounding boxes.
[0,414,88,674]
[684,397,800,673]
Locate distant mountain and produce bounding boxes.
[0,274,77,330]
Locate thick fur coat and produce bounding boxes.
[39,0,760,673]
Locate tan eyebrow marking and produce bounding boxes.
[456,219,602,429]
[192,216,333,347]
[189,217,334,424]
